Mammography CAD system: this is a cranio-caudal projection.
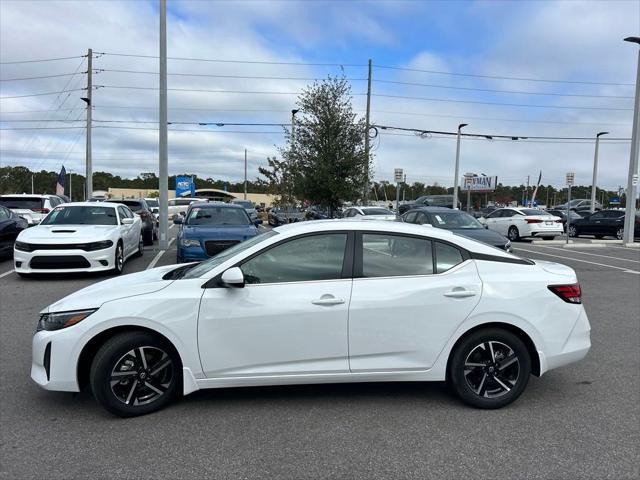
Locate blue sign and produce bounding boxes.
[175,176,195,197]
[610,196,620,204]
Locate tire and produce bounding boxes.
[507,226,520,242]
[90,331,182,417]
[616,228,624,240]
[567,225,578,237]
[143,228,154,246]
[448,328,531,409]
[135,234,144,257]
[112,242,124,275]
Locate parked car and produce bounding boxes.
[402,207,512,251]
[0,205,28,257]
[342,206,396,221]
[567,209,630,239]
[175,202,259,263]
[144,198,160,220]
[168,198,198,219]
[105,199,157,245]
[0,194,65,226]
[30,220,590,417]
[472,205,498,219]
[231,199,261,225]
[547,209,583,231]
[479,208,563,241]
[268,206,305,226]
[399,195,459,215]
[553,199,602,212]
[14,202,143,276]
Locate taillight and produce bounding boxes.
[32,208,49,214]
[526,218,542,224]
[548,284,582,304]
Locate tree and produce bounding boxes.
[260,76,371,214]
[257,156,296,206]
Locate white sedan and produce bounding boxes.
[31,220,590,417]
[479,207,563,241]
[14,202,143,276]
[342,206,397,221]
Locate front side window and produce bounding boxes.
[41,206,118,226]
[486,210,503,218]
[362,233,433,278]
[241,234,347,284]
[403,211,418,223]
[435,242,464,273]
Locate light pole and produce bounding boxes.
[623,37,640,244]
[291,109,299,148]
[158,0,169,249]
[590,131,609,213]
[452,123,468,209]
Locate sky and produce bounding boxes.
[0,0,639,191]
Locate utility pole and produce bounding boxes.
[158,0,169,249]
[31,174,34,194]
[364,59,372,204]
[523,175,530,207]
[69,171,72,202]
[623,37,640,244]
[591,131,609,212]
[82,48,93,200]
[452,123,467,209]
[244,149,248,200]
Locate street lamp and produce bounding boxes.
[590,131,609,213]
[291,109,299,148]
[452,123,468,209]
[623,37,640,244]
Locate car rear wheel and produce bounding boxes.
[507,226,520,241]
[616,227,624,240]
[448,328,531,409]
[90,331,182,417]
[567,225,578,237]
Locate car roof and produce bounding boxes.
[405,206,452,212]
[189,201,244,209]
[56,202,118,208]
[0,193,59,198]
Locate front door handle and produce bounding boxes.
[312,295,345,306]
[443,289,477,299]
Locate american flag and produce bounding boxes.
[56,166,66,196]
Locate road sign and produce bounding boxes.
[394,168,404,183]
[566,172,575,186]
[610,196,621,205]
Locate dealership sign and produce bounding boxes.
[463,175,498,192]
[175,176,195,197]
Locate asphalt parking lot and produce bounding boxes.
[0,230,638,480]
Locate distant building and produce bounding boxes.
[106,187,276,207]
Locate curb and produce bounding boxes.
[624,243,640,248]
[531,240,571,245]
[561,243,606,249]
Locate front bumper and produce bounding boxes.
[14,246,116,273]
[177,246,208,263]
[31,329,81,392]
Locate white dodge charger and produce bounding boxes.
[14,202,143,276]
[31,220,590,417]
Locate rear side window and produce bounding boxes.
[435,242,464,273]
[362,234,433,277]
[0,197,43,209]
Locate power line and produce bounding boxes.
[374,64,634,87]
[378,131,631,144]
[99,84,350,96]
[0,108,85,114]
[0,88,85,100]
[0,55,86,65]
[0,72,88,82]
[97,51,366,67]
[93,126,282,133]
[372,93,633,111]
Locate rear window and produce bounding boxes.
[0,197,44,210]
[363,208,394,215]
[520,209,549,216]
[145,199,159,208]
[107,200,143,211]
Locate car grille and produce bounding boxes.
[16,242,107,252]
[204,240,240,256]
[29,256,91,269]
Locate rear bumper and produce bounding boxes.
[539,308,591,375]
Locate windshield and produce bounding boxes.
[145,199,158,207]
[182,230,279,278]
[40,206,118,225]
[186,206,250,226]
[430,211,484,229]
[363,208,393,215]
[521,209,550,216]
[0,197,44,209]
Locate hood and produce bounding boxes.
[451,228,510,247]
[42,264,179,314]
[181,224,257,240]
[18,224,117,243]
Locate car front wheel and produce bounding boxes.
[616,227,624,240]
[507,226,520,241]
[567,225,578,237]
[90,331,182,417]
[448,328,531,409]
[112,242,124,275]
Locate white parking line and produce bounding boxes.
[526,244,640,263]
[146,237,175,270]
[515,247,640,274]
[0,269,14,279]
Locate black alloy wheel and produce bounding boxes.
[507,226,520,242]
[448,328,531,409]
[112,243,124,275]
[90,331,182,417]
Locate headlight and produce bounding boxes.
[14,241,31,252]
[37,309,97,332]
[86,240,113,251]
[181,238,201,247]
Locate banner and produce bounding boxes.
[175,176,195,197]
[56,165,66,196]
[463,175,497,192]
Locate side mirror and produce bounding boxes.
[173,216,183,225]
[221,267,245,288]
[121,218,134,225]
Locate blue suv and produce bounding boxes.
[175,202,259,263]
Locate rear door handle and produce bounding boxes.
[312,295,345,306]
[444,289,477,298]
